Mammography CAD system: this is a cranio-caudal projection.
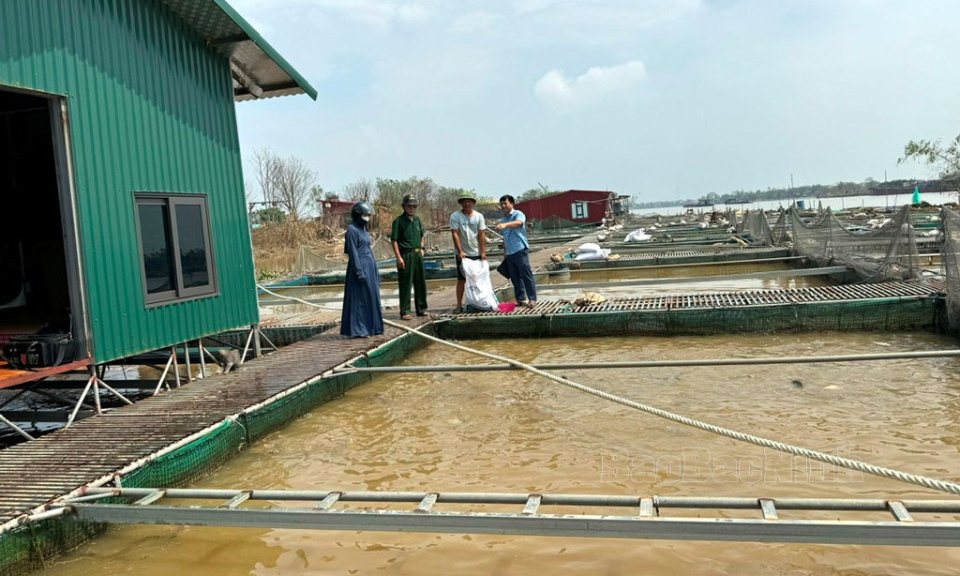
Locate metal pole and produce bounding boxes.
[252,323,262,358]
[184,342,192,382]
[240,328,254,365]
[0,413,34,441]
[66,376,95,427]
[153,352,175,395]
[334,349,960,374]
[95,378,134,405]
[172,347,181,388]
[198,340,206,379]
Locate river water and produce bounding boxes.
[41,331,960,575]
[634,192,960,217]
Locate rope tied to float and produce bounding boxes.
[256,284,960,497]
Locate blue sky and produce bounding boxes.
[232,0,960,203]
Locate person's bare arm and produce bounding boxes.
[495,220,523,231]
[478,229,487,259]
[393,240,404,269]
[451,229,465,260]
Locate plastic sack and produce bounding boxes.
[625,229,651,243]
[576,242,602,254]
[574,249,611,261]
[461,258,499,312]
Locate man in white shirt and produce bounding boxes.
[449,190,487,313]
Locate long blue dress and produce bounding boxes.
[340,222,384,337]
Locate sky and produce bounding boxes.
[231,0,960,203]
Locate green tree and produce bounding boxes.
[899,134,960,191]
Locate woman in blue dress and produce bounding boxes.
[340,202,384,338]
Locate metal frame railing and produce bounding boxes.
[45,487,960,547]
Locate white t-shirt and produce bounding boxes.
[449,210,487,257]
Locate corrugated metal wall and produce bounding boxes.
[516,191,611,223]
[0,0,259,362]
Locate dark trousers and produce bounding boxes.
[398,249,428,315]
[505,249,537,302]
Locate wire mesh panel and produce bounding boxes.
[940,208,960,332]
[791,205,920,281]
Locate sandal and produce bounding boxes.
[401,314,413,320]
[524,301,536,308]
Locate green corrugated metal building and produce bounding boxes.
[0,0,315,364]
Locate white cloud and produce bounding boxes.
[449,11,502,33]
[534,60,647,107]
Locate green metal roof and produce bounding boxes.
[157,0,317,101]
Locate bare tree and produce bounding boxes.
[274,156,315,220]
[343,177,377,202]
[252,148,284,205]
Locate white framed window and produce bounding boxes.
[135,193,217,306]
[571,202,587,220]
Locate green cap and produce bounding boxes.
[458,190,478,203]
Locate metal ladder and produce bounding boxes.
[47,487,960,547]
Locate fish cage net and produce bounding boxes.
[292,245,347,274]
[738,210,774,245]
[771,210,789,245]
[370,236,396,261]
[940,207,960,332]
[423,230,456,254]
[791,204,920,282]
[725,208,739,230]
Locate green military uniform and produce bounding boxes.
[391,213,428,316]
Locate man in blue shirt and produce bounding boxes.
[494,195,537,308]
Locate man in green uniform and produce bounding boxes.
[391,194,429,320]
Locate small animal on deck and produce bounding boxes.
[217,349,243,374]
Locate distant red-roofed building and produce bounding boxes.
[515,190,615,228]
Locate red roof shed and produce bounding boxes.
[515,190,613,225]
[320,199,354,215]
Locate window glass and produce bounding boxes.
[135,194,216,305]
[137,203,176,295]
[175,204,210,289]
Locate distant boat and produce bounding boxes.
[683,201,714,208]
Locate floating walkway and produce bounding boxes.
[440,280,946,339]
[554,246,792,269]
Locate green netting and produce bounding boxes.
[0,516,105,576]
[121,420,247,488]
[241,330,429,441]
[438,298,939,340]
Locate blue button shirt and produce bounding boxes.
[500,210,529,255]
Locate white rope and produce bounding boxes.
[256,284,960,497]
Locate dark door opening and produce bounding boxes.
[0,88,79,365]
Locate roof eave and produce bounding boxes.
[211,0,317,101]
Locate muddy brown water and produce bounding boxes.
[41,332,960,575]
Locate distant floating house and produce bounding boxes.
[0,0,315,372]
[515,190,617,229]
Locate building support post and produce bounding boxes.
[252,323,262,359]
